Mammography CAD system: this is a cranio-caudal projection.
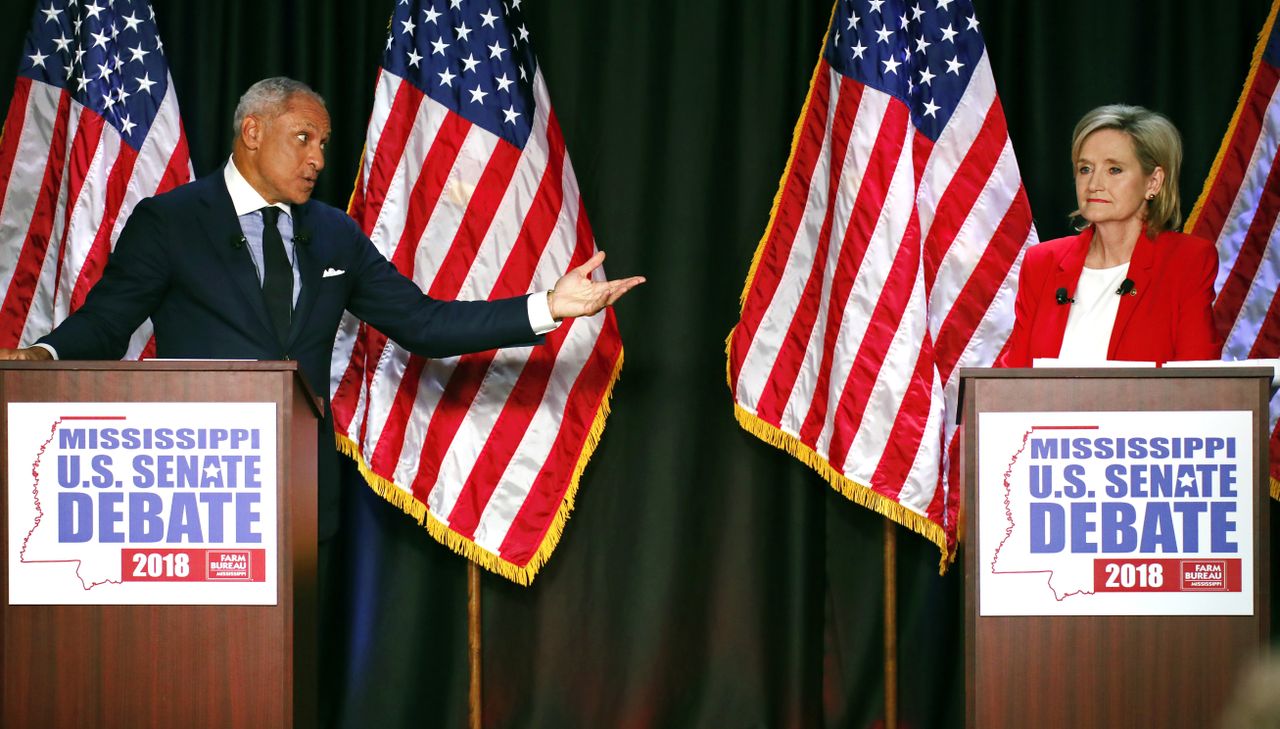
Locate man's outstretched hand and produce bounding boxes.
[548,251,645,320]
[0,347,52,361]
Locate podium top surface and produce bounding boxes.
[0,359,322,416]
[955,366,1275,424]
[958,365,1275,381]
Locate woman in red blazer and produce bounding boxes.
[998,105,1223,367]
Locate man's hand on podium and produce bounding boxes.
[0,347,52,361]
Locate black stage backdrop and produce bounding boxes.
[1,1,1275,727]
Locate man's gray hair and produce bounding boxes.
[232,77,325,136]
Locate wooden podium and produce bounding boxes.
[960,367,1272,729]
[0,361,320,729]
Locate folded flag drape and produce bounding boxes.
[1185,0,1280,499]
[331,0,625,584]
[727,0,1036,567]
[0,0,191,357]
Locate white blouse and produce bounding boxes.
[1057,262,1131,362]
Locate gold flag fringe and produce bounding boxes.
[731,402,954,574]
[1185,0,1280,232]
[726,2,953,574]
[336,349,625,586]
[346,145,367,216]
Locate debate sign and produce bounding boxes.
[978,410,1253,616]
[7,402,278,605]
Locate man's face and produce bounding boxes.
[241,94,330,205]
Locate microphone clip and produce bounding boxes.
[1115,278,1136,296]
[1055,287,1074,305]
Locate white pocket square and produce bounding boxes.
[322,268,346,278]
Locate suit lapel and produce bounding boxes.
[1107,231,1156,357]
[1045,229,1091,356]
[202,175,277,341]
[288,202,322,347]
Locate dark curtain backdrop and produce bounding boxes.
[1,1,1275,727]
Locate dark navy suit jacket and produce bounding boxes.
[997,227,1222,367]
[40,172,538,537]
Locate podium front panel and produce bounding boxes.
[960,368,1270,729]
[1,362,317,729]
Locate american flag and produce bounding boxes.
[329,0,624,584]
[727,0,1035,565]
[1185,0,1280,499]
[0,0,190,356]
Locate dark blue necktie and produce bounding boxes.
[259,207,292,342]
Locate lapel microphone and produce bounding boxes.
[294,230,310,245]
[231,235,246,250]
[1115,278,1136,296]
[1055,287,1074,305]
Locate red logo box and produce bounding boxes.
[206,550,253,581]
[1180,560,1228,591]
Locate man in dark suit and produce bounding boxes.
[0,77,643,538]
[0,76,642,725]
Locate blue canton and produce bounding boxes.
[826,0,985,141]
[18,0,171,151]
[384,0,538,149]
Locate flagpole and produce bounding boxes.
[468,562,483,729]
[883,520,898,729]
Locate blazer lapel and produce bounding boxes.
[203,175,277,341]
[1045,229,1091,356]
[1107,231,1156,357]
[287,202,322,347]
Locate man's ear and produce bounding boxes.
[241,115,262,151]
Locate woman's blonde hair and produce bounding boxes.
[1070,104,1183,236]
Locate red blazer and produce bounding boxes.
[997,227,1222,367]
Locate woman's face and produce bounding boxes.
[1074,128,1163,227]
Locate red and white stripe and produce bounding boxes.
[728,52,1034,564]
[330,67,623,584]
[1187,3,1280,491]
[0,75,191,357]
